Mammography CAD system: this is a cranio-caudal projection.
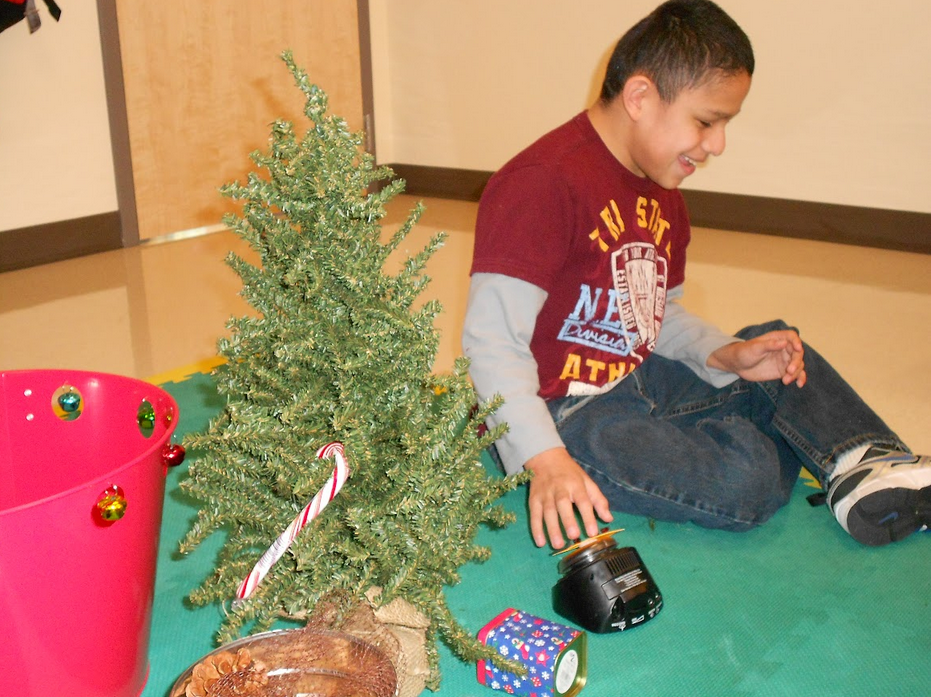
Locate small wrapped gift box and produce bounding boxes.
[477,608,587,697]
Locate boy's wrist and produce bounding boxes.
[706,340,743,374]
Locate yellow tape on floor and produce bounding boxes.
[147,356,227,386]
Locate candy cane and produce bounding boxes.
[234,441,348,603]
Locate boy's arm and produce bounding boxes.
[654,285,741,387]
[656,286,806,386]
[462,272,564,475]
[463,272,613,548]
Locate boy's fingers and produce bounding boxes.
[557,498,580,544]
[528,496,549,547]
[594,499,615,527]
[530,516,546,548]
[544,506,566,549]
[575,498,601,538]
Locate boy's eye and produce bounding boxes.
[698,120,712,128]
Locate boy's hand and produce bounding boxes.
[524,447,613,549]
[708,330,807,387]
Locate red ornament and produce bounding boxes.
[163,443,186,468]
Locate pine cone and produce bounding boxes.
[183,648,267,697]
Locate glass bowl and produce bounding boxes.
[170,628,398,697]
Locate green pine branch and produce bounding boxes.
[178,50,528,687]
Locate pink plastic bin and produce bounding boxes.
[0,370,179,696]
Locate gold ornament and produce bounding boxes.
[96,486,127,522]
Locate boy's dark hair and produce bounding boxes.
[600,0,754,103]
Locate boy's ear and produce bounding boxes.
[622,75,655,121]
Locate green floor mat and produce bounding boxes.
[144,371,930,697]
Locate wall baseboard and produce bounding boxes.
[680,190,931,255]
[5,168,925,272]
[0,212,123,273]
[386,163,931,255]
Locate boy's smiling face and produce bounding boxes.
[602,69,752,190]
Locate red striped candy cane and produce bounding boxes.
[234,441,348,603]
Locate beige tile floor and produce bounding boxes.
[1,195,929,454]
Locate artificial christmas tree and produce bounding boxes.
[178,51,527,693]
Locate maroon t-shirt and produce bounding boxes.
[472,112,691,399]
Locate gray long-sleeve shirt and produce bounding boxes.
[462,272,740,475]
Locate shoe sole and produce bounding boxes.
[828,455,931,546]
[844,485,931,546]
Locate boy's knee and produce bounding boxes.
[735,319,799,341]
[698,418,789,522]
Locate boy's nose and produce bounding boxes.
[703,125,727,157]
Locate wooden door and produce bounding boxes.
[116,0,365,240]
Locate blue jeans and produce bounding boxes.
[547,320,906,531]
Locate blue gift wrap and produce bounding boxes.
[477,608,587,696]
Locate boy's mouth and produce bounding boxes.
[680,154,698,175]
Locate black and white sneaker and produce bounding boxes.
[827,449,931,546]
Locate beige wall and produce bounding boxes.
[0,2,117,232]
[370,0,931,214]
[1,1,363,242]
[4,1,927,242]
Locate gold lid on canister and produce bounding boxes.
[553,630,587,696]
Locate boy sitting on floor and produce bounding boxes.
[463,0,930,549]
